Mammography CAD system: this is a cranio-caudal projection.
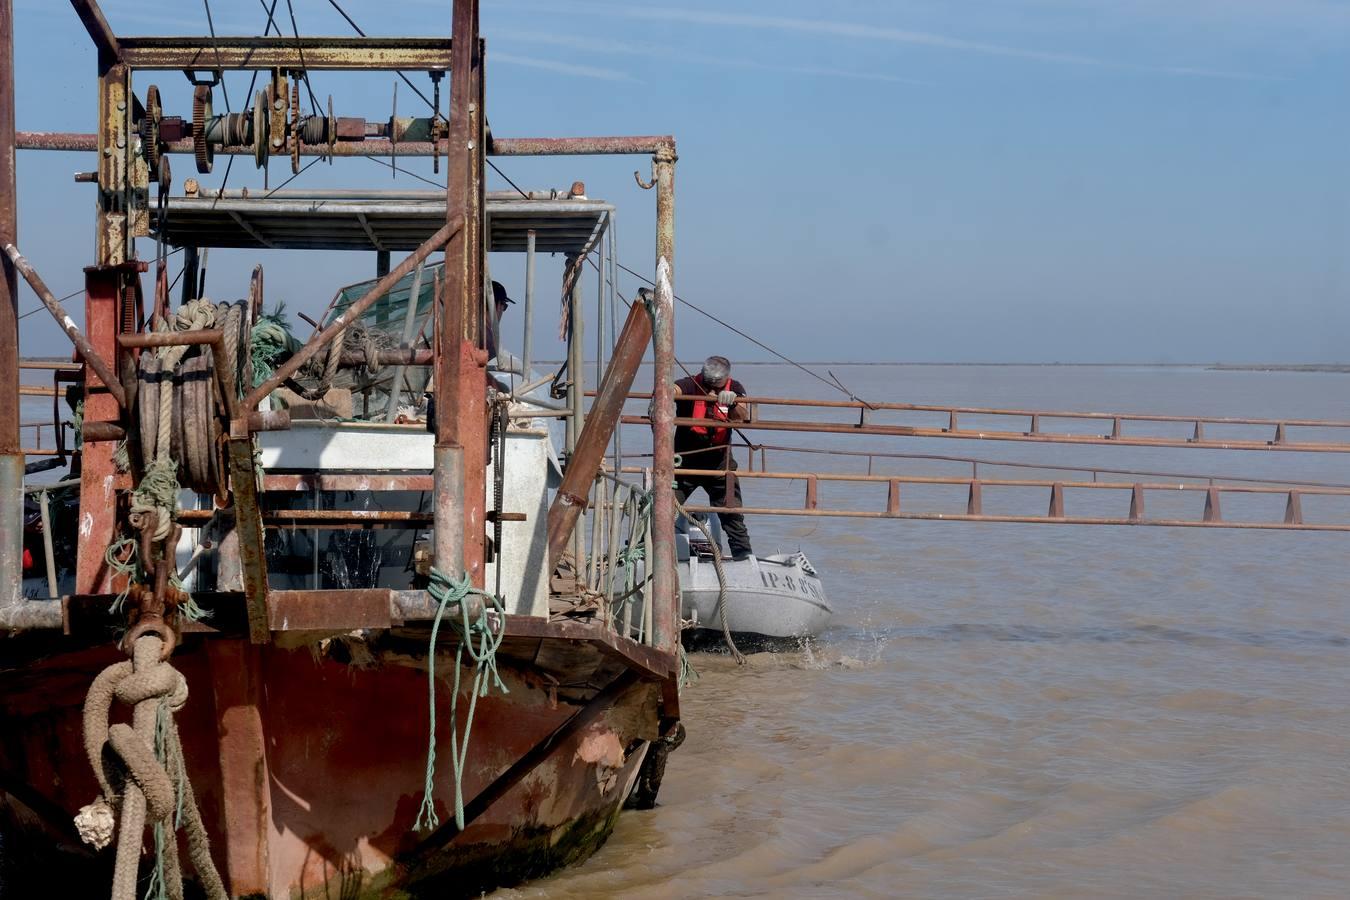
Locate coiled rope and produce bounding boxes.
[74,634,227,900]
[135,299,253,517]
[414,568,507,832]
[285,321,388,401]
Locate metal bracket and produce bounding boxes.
[182,68,223,87]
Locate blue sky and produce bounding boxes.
[11,0,1350,363]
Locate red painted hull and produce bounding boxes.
[0,633,660,897]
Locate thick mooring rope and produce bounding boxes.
[675,498,744,665]
[74,635,227,900]
[415,568,508,833]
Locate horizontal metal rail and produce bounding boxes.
[619,413,1350,453]
[19,360,80,371]
[746,444,1350,489]
[642,466,1350,531]
[16,133,677,159]
[176,509,432,526]
[614,391,1350,452]
[116,36,456,71]
[621,390,1350,430]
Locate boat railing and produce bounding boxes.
[625,465,1350,531]
[610,391,1350,454]
[590,390,1350,530]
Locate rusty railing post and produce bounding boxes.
[1048,482,1065,518]
[650,142,678,654]
[434,0,485,587]
[1285,490,1303,525]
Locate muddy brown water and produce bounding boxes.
[503,365,1350,899]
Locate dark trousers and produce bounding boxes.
[674,460,753,558]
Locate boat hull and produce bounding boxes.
[0,631,661,898]
[680,552,832,642]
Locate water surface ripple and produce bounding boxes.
[504,365,1350,899]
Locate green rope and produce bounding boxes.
[144,701,170,900]
[414,568,507,833]
[130,456,182,545]
[250,301,298,389]
[105,537,141,615]
[611,487,654,635]
[678,643,699,690]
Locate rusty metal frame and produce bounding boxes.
[9,0,685,685]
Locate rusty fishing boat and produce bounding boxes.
[11,4,1350,900]
[0,1,689,896]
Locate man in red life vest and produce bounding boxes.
[672,355,754,560]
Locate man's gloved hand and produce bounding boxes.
[717,389,737,408]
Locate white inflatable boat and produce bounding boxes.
[676,515,832,646]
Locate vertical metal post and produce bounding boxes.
[650,144,677,653]
[608,211,621,476]
[75,267,125,596]
[0,0,21,611]
[437,0,485,586]
[596,217,605,398]
[376,250,390,279]
[522,229,534,377]
[96,60,131,267]
[568,256,585,567]
[180,246,199,306]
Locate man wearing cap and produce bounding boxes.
[486,280,515,362]
[671,355,754,561]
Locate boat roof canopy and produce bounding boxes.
[151,191,613,254]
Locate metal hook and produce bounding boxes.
[634,161,656,190]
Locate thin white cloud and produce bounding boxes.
[512,2,1276,81]
[495,28,926,85]
[492,52,636,82]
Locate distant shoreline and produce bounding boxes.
[529,360,1350,371]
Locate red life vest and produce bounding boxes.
[690,377,732,444]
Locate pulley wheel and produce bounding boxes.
[290,82,302,175]
[176,350,219,495]
[253,90,269,169]
[192,85,214,175]
[142,84,162,169]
